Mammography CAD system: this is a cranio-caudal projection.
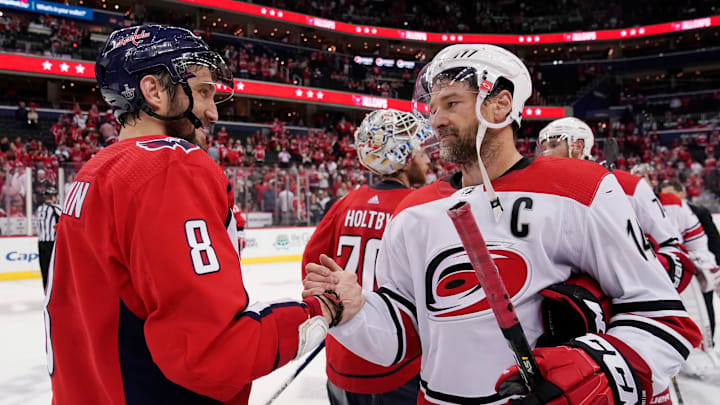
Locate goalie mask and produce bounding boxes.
[354,109,436,176]
[412,44,532,221]
[538,117,594,160]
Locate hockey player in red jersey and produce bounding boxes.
[45,25,358,405]
[538,117,695,293]
[303,44,701,405]
[302,109,432,405]
[232,203,247,255]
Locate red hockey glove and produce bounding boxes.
[496,334,651,405]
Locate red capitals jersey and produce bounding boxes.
[302,180,419,394]
[47,135,312,405]
[394,172,462,215]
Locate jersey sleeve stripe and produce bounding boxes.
[233,301,305,322]
[375,292,407,366]
[682,225,705,241]
[609,316,693,359]
[376,287,417,321]
[420,378,505,404]
[612,300,685,313]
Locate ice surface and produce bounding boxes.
[2,262,720,404]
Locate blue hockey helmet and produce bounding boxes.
[95,25,234,127]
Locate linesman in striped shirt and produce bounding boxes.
[37,186,61,290]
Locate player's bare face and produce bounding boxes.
[429,82,479,164]
[164,67,219,151]
[539,136,569,158]
[407,148,430,185]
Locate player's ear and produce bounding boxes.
[140,75,163,112]
[491,90,513,124]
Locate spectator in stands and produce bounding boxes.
[308,192,323,225]
[15,101,27,125]
[254,142,266,165]
[262,180,278,220]
[278,147,291,168]
[26,103,39,127]
[32,169,53,205]
[278,183,294,225]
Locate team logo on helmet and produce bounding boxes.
[136,137,199,153]
[120,84,136,100]
[425,243,529,320]
[112,27,151,50]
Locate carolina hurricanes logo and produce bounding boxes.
[136,138,199,153]
[426,243,529,320]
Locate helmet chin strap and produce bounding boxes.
[141,82,204,129]
[474,92,513,223]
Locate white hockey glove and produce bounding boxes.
[690,252,720,293]
[295,316,328,360]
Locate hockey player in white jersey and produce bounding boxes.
[631,164,720,378]
[538,118,695,293]
[538,118,697,403]
[304,44,701,405]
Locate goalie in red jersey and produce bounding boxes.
[302,109,433,405]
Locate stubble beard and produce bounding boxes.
[439,122,501,167]
[439,122,479,164]
[163,96,208,151]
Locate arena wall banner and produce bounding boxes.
[171,0,720,45]
[0,227,317,281]
[0,236,41,281]
[241,226,316,264]
[0,53,569,119]
[0,0,93,21]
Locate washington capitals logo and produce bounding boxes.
[137,138,199,153]
[112,27,151,50]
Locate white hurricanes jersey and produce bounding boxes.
[660,194,718,273]
[614,170,680,247]
[613,170,692,291]
[331,157,697,405]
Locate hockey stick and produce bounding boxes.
[602,137,619,172]
[447,201,545,393]
[263,341,326,405]
[671,377,684,405]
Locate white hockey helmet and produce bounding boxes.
[412,44,532,221]
[355,109,435,176]
[538,117,594,159]
[412,44,532,129]
[630,163,655,177]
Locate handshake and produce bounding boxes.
[302,254,366,327]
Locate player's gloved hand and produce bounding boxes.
[303,254,365,325]
[495,334,648,405]
[690,252,720,293]
[656,250,695,293]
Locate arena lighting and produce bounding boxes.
[172,0,720,45]
[0,53,566,118]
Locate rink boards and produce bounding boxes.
[0,226,317,281]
